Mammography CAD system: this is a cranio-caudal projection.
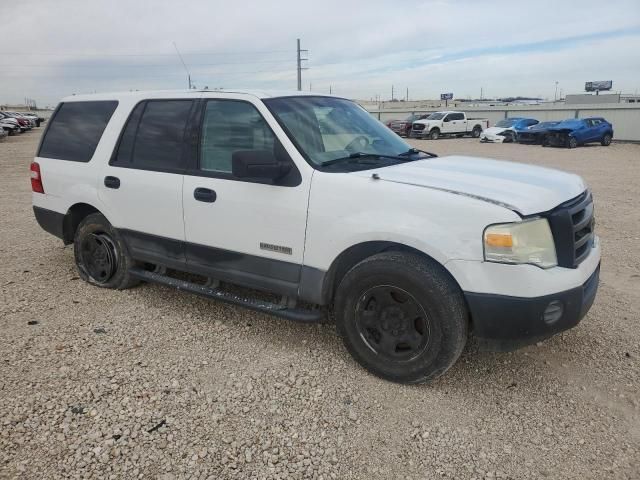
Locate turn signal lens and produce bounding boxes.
[485,233,513,248]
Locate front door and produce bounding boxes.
[442,112,465,134]
[182,98,310,296]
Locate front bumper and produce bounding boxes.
[479,133,505,143]
[465,264,599,350]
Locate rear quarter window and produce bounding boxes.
[38,101,118,162]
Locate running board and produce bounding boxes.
[129,267,325,323]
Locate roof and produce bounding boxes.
[61,88,336,103]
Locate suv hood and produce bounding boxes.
[353,155,585,215]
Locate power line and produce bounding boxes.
[0,67,297,79]
[0,59,294,68]
[0,49,291,57]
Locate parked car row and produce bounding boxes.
[0,111,45,142]
[385,111,614,149]
[386,111,490,139]
[479,116,613,148]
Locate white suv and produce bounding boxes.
[32,90,600,383]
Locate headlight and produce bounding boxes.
[483,218,557,268]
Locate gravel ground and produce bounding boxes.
[1,131,638,479]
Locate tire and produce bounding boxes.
[73,213,139,290]
[334,252,468,384]
[504,132,515,143]
[566,136,578,149]
[429,129,440,140]
[601,133,612,146]
[471,126,482,138]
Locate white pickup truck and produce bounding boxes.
[411,111,489,140]
[32,90,600,384]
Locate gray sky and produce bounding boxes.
[2,0,639,106]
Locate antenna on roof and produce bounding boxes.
[173,42,192,89]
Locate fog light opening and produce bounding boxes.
[542,300,564,325]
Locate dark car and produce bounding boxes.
[517,121,560,144]
[386,113,431,137]
[1,111,31,131]
[543,117,613,148]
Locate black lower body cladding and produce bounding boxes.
[33,206,65,240]
[465,264,600,351]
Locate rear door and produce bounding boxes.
[588,118,608,142]
[181,97,310,296]
[98,97,198,266]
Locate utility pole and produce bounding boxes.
[296,39,308,91]
[406,87,408,102]
[391,84,394,101]
[554,81,559,102]
[329,85,332,94]
[480,87,483,100]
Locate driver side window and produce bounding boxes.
[200,100,276,174]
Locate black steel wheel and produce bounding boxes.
[355,285,431,362]
[79,233,118,284]
[74,212,139,289]
[335,252,468,384]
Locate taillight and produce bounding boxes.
[30,162,44,193]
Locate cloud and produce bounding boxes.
[0,0,638,105]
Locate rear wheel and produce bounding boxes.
[566,136,578,149]
[74,213,139,289]
[335,252,468,384]
[471,126,482,138]
[601,133,612,146]
[429,129,440,140]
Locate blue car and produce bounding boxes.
[544,117,614,148]
[517,121,560,144]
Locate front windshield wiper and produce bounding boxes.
[398,147,438,158]
[321,149,437,167]
[320,152,414,167]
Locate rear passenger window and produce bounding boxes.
[38,101,118,162]
[200,100,276,174]
[112,100,193,171]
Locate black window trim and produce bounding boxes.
[109,98,196,175]
[184,97,302,187]
[37,100,119,163]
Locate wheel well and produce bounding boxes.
[62,203,100,244]
[429,127,440,132]
[322,241,460,304]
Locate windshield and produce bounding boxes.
[556,119,583,128]
[427,112,446,120]
[495,119,518,128]
[264,96,411,167]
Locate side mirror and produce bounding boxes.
[443,117,450,122]
[232,150,291,182]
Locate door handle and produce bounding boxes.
[194,187,217,203]
[104,176,120,189]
